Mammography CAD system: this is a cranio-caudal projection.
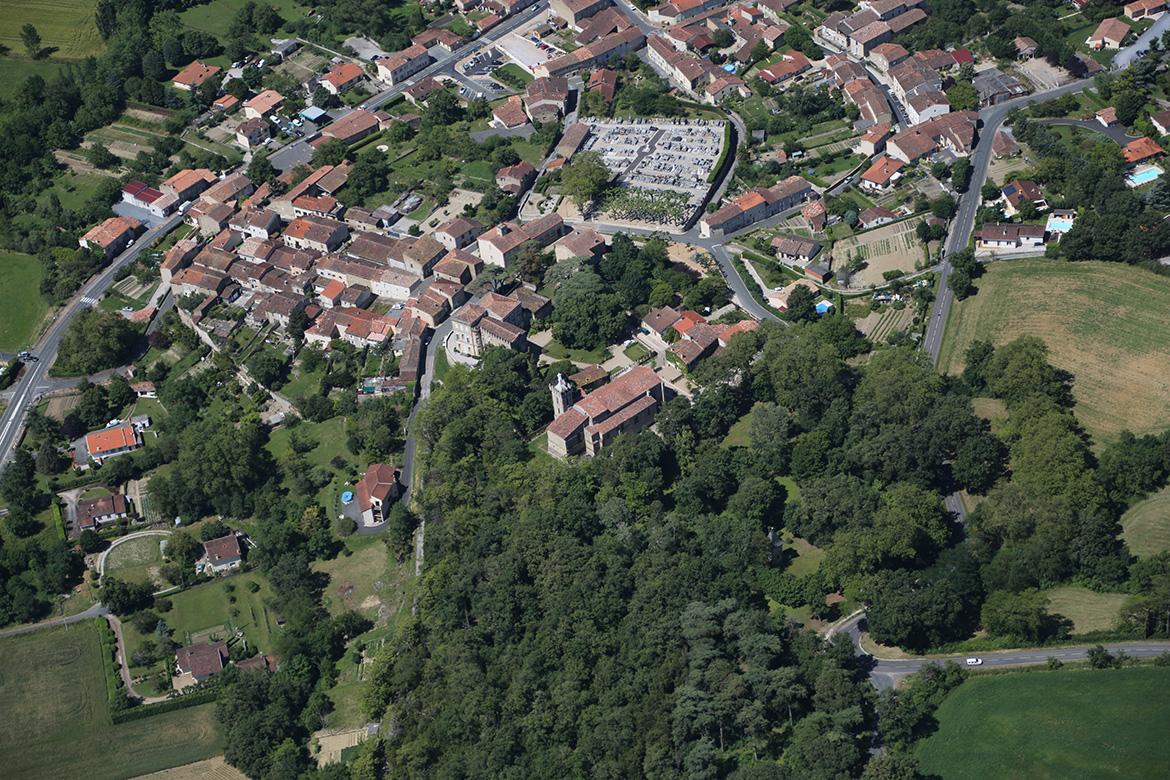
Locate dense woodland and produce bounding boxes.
[360,316,1170,777]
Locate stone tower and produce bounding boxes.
[550,373,575,417]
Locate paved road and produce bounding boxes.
[0,602,109,639]
[1035,116,1137,146]
[832,612,1170,689]
[921,77,1093,366]
[269,3,549,173]
[0,212,184,467]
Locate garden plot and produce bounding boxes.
[833,217,925,287]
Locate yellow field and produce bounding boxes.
[133,756,245,780]
[939,260,1170,443]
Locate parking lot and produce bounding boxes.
[497,29,563,73]
[582,117,726,227]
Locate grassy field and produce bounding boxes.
[318,535,418,729]
[168,572,277,650]
[124,571,279,677]
[0,622,222,779]
[491,63,533,89]
[1043,585,1127,634]
[0,58,65,97]
[39,170,111,212]
[722,402,762,448]
[0,0,104,59]
[1122,485,1170,557]
[180,0,307,38]
[917,667,1170,780]
[103,535,166,587]
[0,252,49,350]
[783,535,824,577]
[938,260,1170,443]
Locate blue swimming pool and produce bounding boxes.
[1127,166,1163,186]
[815,300,834,315]
[722,63,737,73]
[1047,216,1074,232]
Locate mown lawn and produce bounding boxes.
[0,252,49,350]
[1122,485,1170,558]
[0,622,222,780]
[165,572,278,652]
[917,667,1170,780]
[937,260,1170,444]
[0,58,65,98]
[722,401,762,448]
[0,0,104,59]
[491,63,533,89]
[1043,585,1127,634]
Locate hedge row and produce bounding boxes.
[94,618,124,706]
[110,688,219,724]
[708,122,733,184]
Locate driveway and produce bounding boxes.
[1035,117,1138,146]
[1114,14,1170,69]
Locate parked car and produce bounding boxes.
[965,658,983,667]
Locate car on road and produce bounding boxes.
[965,657,983,666]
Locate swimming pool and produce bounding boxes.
[1126,165,1163,187]
[815,300,834,315]
[1046,216,1075,233]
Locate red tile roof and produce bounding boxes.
[84,425,139,457]
[172,60,221,88]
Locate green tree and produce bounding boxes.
[980,588,1050,641]
[784,284,818,323]
[21,23,42,58]
[86,143,119,170]
[312,137,349,167]
[0,448,38,512]
[561,151,611,209]
[248,152,277,185]
[346,149,390,202]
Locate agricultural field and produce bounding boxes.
[917,667,1170,780]
[0,0,104,60]
[1121,485,1170,558]
[85,120,167,162]
[0,622,222,780]
[0,252,49,350]
[1043,585,1127,634]
[832,217,926,288]
[134,756,245,780]
[938,260,1170,444]
[853,304,915,344]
